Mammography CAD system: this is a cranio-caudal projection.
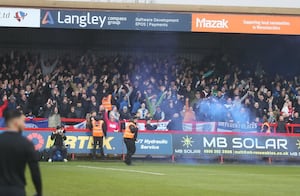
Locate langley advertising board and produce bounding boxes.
[0,7,40,28]
[173,133,300,158]
[40,9,190,32]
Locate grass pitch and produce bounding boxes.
[26,161,300,196]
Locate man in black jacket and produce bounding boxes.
[277,116,287,133]
[0,110,42,196]
[48,126,67,162]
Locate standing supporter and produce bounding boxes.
[167,113,183,131]
[118,95,131,111]
[281,101,294,121]
[60,96,70,117]
[136,103,149,120]
[40,56,59,75]
[98,105,106,117]
[117,84,133,109]
[109,105,120,121]
[0,95,8,117]
[131,91,142,115]
[294,98,300,113]
[183,98,196,122]
[42,99,53,118]
[8,95,17,111]
[261,117,271,133]
[164,100,177,120]
[104,109,119,132]
[48,106,61,128]
[67,106,77,118]
[75,102,85,118]
[153,106,165,121]
[251,102,263,121]
[292,112,300,133]
[89,96,99,113]
[120,106,132,120]
[144,91,166,117]
[276,116,287,133]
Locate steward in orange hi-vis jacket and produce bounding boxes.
[123,119,138,165]
[91,115,107,159]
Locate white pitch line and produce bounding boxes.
[205,173,300,177]
[77,165,166,176]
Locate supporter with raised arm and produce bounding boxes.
[0,50,300,135]
[104,108,119,132]
[144,91,167,117]
[40,55,59,76]
[183,98,196,122]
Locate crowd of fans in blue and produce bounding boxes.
[0,50,300,132]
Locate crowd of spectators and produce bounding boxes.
[0,50,300,132]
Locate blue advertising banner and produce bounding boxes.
[173,133,300,158]
[23,131,124,154]
[0,130,173,155]
[40,9,191,32]
[135,133,172,155]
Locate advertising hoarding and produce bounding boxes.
[191,13,300,35]
[135,133,172,155]
[1,129,299,158]
[40,9,191,32]
[173,133,300,158]
[20,131,173,155]
[0,7,40,28]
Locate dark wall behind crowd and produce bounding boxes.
[0,28,300,74]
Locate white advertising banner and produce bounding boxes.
[0,7,40,28]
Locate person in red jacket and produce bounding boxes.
[104,108,120,132]
[0,95,8,118]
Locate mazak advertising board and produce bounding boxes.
[191,13,300,35]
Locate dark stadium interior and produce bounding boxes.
[1,28,300,72]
